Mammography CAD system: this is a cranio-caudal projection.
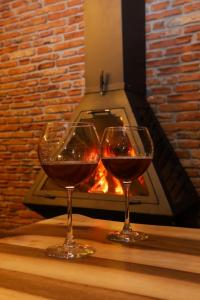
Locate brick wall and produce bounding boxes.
[0,0,199,230]
[146,0,200,194]
[0,0,85,230]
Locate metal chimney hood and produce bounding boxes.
[84,0,124,93]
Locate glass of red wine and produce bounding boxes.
[101,126,154,243]
[38,121,100,259]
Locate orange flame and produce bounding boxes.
[88,161,123,195]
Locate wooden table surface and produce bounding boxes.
[0,214,200,300]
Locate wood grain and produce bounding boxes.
[0,215,200,300]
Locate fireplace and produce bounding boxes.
[24,0,199,226]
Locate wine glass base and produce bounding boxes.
[46,243,95,260]
[107,230,148,244]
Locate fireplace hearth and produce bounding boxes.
[24,0,199,226]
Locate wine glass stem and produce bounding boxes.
[122,182,132,233]
[65,187,75,246]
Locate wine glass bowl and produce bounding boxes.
[38,122,100,259]
[101,126,154,244]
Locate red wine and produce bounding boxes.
[102,157,151,182]
[42,161,98,188]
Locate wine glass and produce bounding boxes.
[38,121,100,259]
[101,126,154,243]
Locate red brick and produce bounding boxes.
[19,58,30,65]
[0,125,19,132]
[0,61,17,69]
[67,89,82,96]
[68,0,83,7]
[163,122,200,132]
[61,82,72,89]
[20,16,47,28]
[146,8,182,21]
[39,78,49,85]
[191,150,200,159]
[168,92,200,102]
[68,14,83,25]
[175,84,199,93]
[64,31,84,40]
[53,40,83,51]
[56,55,84,66]
[185,24,200,34]
[9,48,35,59]
[151,87,172,94]
[176,112,200,122]
[39,30,53,38]
[43,3,65,13]
[178,73,200,83]
[0,31,19,41]
[22,20,65,34]
[38,62,55,70]
[184,3,200,13]
[33,36,62,47]
[0,17,18,27]
[153,21,165,30]
[31,53,59,63]
[181,53,200,62]
[44,0,62,4]
[43,91,66,99]
[34,114,63,122]
[37,46,52,55]
[69,64,84,72]
[16,3,41,14]
[8,65,35,75]
[10,102,35,109]
[44,104,71,114]
[172,0,191,6]
[151,1,170,11]
[0,45,18,55]
[51,74,71,83]
[159,63,199,75]
[19,42,32,50]
[35,85,58,93]
[159,102,199,112]
[147,57,179,67]
[149,36,192,50]
[55,24,77,35]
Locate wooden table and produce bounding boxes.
[0,214,200,300]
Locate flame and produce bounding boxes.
[81,147,146,196]
[129,147,136,156]
[138,175,144,185]
[88,160,123,195]
[88,161,108,193]
[113,177,123,194]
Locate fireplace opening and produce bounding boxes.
[76,110,150,199]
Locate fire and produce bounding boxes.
[81,147,146,196]
[88,161,108,193]
[88,161,123,195]
[113,177,123,194]
[138,175,145,185]
[130,147,136,156]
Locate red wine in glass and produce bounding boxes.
[42,161,98,188]
[101,126,154,244]
[101,157,152,182]
[38,122,100,259]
